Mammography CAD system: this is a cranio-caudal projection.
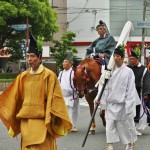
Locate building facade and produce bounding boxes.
[51,0,150,64]
[67,0,150,62]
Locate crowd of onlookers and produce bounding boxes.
[0,64,26,74]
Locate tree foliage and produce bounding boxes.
[0,0,58,61]
[51,31,78,70]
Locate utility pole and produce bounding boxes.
[25,0,29,69]
[141,0,147,65]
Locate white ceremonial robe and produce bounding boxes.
[58,67,79,128]
[58,68,76,107]
[101,64,138,144]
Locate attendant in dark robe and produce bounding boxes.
[128,48,150,135]
[85,20,116,64]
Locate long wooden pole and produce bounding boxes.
[141,0,147,65]
[26,0,29,69]
[81,79,108,147]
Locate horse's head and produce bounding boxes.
[73,58,101,98]
[73,65,89,98]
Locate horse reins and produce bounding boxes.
[74,64,98,94]
[74,65,89,94]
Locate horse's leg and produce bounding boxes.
[85,94,95,134]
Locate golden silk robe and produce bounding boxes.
[0,66,72,150]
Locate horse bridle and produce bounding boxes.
[73,65,89,94]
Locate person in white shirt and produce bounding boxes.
[58,55,79,132]
[95,45,138,150]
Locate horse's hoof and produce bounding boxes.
[89,130,95,135]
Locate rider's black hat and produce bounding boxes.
[96,20,107,30]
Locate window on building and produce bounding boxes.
[110,0,150,36]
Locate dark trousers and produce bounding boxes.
[134,105,141,123]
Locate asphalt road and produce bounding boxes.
[57,105,150,150]
[0,98,150,150]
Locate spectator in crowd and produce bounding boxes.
[19,66,25,73]
[0,68,4,73]
[7,66,12,73]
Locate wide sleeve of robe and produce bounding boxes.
[124,69,137,119]
[102,35,116,59]
[0,73,24,137]
[44,69,72,138]
[85,38,100,57]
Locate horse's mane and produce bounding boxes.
[80,58,95,65]
[80,58,100,70]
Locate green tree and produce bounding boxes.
[51,31,78,70]
[0,0,58,61]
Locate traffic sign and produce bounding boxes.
[136,21,150,28]
[9,24,31,31]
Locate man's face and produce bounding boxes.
[96,26,106,37]
[27,53,42,71]
[113,54,124,67]
[63,60,72,70]
[129,56,139,66]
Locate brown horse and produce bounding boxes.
[73,58,105,134]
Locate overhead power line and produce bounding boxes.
[67,0,89,25]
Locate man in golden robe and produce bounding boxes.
[0,33,72,150]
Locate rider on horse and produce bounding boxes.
[85,21,116,128]
[85,20,116,65]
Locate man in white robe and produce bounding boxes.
[95,45,138,150]
[58,55,79,132]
